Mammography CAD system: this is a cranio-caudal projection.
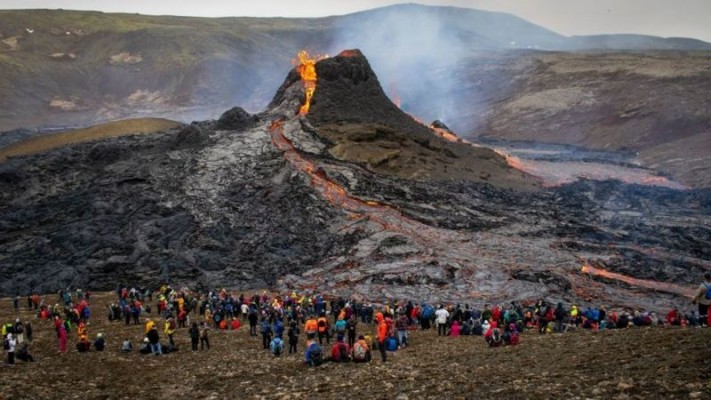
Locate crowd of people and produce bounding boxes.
[3,271,711,366]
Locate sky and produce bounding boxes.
[2,0,710,42]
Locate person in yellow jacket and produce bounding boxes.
[570,305,579,326]
[177,297,185,313]
[145,318,155,334]
[164,317,176,346]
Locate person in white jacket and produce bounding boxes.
[435,305,450,336]
[5,333,16,365]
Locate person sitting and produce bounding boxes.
[94,333,105,351]
[16,343,34,362]
[351,335,371,363]
[270,336,284,357]
[330,334,350,362]
[484,323,503,347]
[121,338,133,352]
[76,335,91,352]
[304,337,323,367]
[449,320,461,337]
[139,338,151,354]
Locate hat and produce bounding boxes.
[97,333,103,338]
[144,338,149,343]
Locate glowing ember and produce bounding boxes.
[292,50,326,116]
[338,50,360,58]
[580,264,694,297]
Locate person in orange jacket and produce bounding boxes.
[304,315,318,339]
[376,312,388,363]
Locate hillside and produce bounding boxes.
[1,292,710,399]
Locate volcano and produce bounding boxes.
[0,49,709,312]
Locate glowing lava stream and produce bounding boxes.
[580,264,694,297]
[267,119,485,271]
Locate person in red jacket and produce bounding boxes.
[330,334,351,362]
[376,313,388,363]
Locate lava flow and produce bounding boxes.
[580,264,694,297]
[293,50,323,115]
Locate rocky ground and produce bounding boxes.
[1,292,710,400]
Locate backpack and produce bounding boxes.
[509,332,520,345]
[704,283,711,300]
[169,319,177,330]
[338,343,349,362]
[317,319,327,333]
[353,342,367,361]
[490,328,502,346]
[14,324,23,334]
[271,338,284,356]
[3,338,9,350]
[308,343,323,366]
[385,337,398,352]
[421,306,433,320]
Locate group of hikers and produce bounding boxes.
[4,271,711,366]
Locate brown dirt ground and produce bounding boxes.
[1,292,710,400]
[0,118,181,162]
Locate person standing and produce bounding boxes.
[692,272,711,326]
[189,323,199,351]
[5,333,16,365]
[199,322,210,350]
[376,313,388,363]
[435,305,450,336]
[58,324,67,353]
[146,326,161,356]
[164,317,176,347]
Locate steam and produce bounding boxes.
[322,4,566,135]
[327,5,476,132]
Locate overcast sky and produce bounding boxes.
[3,0,710,42]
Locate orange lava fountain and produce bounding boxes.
[292,50,325,116]
[580,264,694,297]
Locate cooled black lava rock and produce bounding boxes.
[213,106,260,131]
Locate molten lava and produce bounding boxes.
[292,50,325,116]
[580,264,694,297]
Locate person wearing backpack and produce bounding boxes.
[692,272,711,327]
[484,324,503,347]
[351,335,371,362]
[199,322,210,350]
[316,313,330,345]
[330,334,350,362]
[13,319,24,344]
[260,317,273,350]
[304,337,323,367]
[270,336,284,357]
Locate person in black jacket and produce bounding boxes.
[189,322,199,351]
[146,326,161,355]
